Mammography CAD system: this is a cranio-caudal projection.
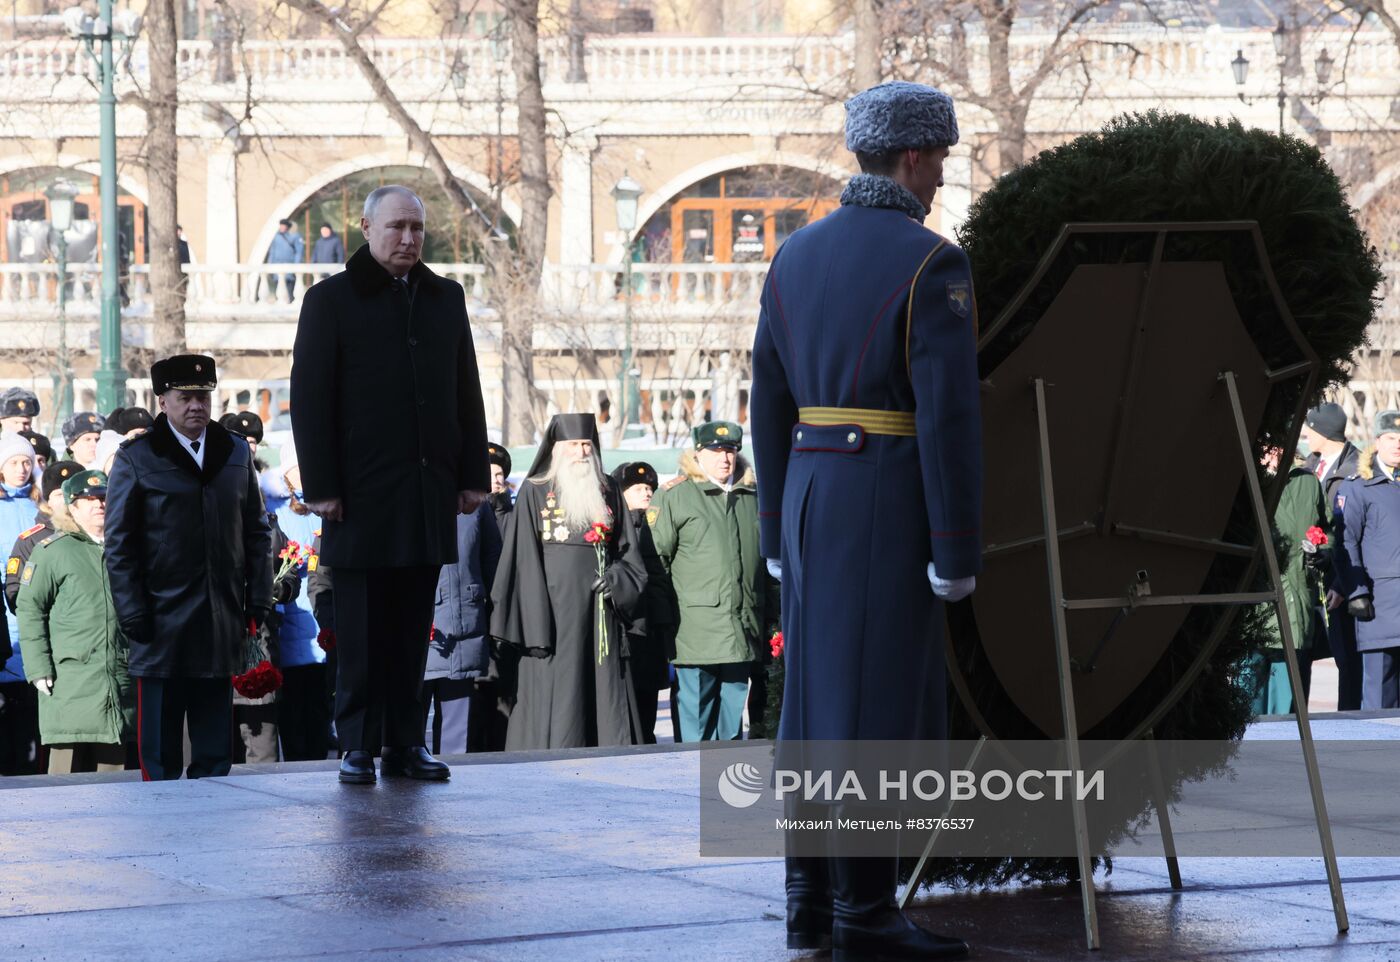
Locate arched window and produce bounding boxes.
[0,167,146,266]
[285,165,514,264]
[637,165,842,264]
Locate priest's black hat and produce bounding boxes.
[151,354,218,395]
[525,413,601,479]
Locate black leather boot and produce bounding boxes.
[831,856,969,961]
[785,855,833,950]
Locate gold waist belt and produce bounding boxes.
[797,406,917,437]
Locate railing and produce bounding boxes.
[1,29,1394,99]
[0,261,766,318]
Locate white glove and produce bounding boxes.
[766,559,783,581]
[927,563,975,602]
[33,677,53,696]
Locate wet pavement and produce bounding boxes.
[2,718,1399,961]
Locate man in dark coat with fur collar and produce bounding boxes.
[750,81,980,960]
[104,355,274,780]
[291,186,490,784]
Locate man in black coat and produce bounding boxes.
[291,185,490,784]
[1303,402,1364,710]
[104,355,274,780]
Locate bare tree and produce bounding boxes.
[860,0,1152,177]
[501,0,551,444]
[852,0,881,90]
[144,0,186,356]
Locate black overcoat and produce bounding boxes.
[104,416,274,678]
[290,244,490,568]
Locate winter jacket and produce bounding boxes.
[648,450,778,665]
[267,230,304,265]
[104,416,274,678]
[1334,447,1400,652]
[1260,467,1328,650]
[289,244,490,568]
[0,484,37,681]
[275,499,325,669]
[427,503,501,681]
[311,233,346,265]
[15,512,134,745]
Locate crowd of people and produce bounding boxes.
[2,386,1394,778]
[0,379,780,776]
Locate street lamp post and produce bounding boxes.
[63,3,143,413]
[1231,22,1334,138]
[45,180,79,422]
[611,175,643,442]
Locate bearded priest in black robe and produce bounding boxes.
[491,414,648,749]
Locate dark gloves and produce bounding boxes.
[272,578,298,605]
[1347,596,1375,621]
[246,607,270,633]
[1302,546,1330,571]
[591,575,612,599]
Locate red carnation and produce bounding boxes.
[316,628,337,653]
[584,521,611,545]
[1305,526,1329,546]
[770,631,784,659]
[232,660,283,699]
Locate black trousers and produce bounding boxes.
[333,566,439,753]
[0,681,41,775]
[137,676,233,780]
[278,663,332,761]
[1329,609,1363,711]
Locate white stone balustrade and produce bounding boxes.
[0,30,1394,103]
[0,261,768,350]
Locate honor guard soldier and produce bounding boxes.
[0,387,39,435]
[751,81,981,960]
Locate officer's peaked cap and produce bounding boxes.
[152,354,218,395]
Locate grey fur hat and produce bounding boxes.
[844,81,959,154]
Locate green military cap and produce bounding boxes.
[693,420,743,452]
[1376,410,1400,437]
[62,469,108,504]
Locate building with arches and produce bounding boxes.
[0,1,1393,436]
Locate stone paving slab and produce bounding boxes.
[2,719,1400,960]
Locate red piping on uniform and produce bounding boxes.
[851,279,913,401]
[136,678,150,782]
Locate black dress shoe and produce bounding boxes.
[831,855,969,961]
[380,746,450,780]
[339,750,376,784]
[786,855,833,950]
